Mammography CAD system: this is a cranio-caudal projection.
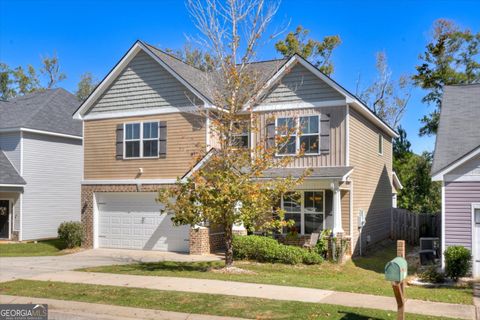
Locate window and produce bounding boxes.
[125,123,140,158]
[282,190,325,234]
[276,115,320,155]
[143,122,159,157]
[232,121,249,148]
[277,117,296,155]
[300,116,320,154]
[378,133,383,155]
[124,121,159,158]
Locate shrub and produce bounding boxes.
[233,235,322,265]
[419,266,445,283]
[444,246,471,280]
[314,229,331,257]
[302,250,324,265]
[58,221,84,248]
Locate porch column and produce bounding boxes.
[331,182,344,235]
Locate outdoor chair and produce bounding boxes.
[303,232,320,249]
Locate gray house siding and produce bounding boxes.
[444,181,480,250]
[86,51,200,115]
[21,132,82,240]
[260,63,344,105]
[0,132,21,172]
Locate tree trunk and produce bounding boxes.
[224,223,234,267]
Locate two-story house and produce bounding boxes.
[0,88,82,241]
[73,40,398,254]
[432,84,480,277]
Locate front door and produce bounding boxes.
[474,208,480,277]
[0,200,10,238]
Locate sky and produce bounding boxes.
[1,0,479,154]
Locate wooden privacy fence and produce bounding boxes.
[390,208,441,245]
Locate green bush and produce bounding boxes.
[233,235,323,265]
[58,221,84,248]
[444,246,471,280]
[419,266,445,283]
[314,229,331,257]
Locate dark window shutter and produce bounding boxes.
[115,124,124,160]
[266,119,275,149]
[159,121,167,158]
[320,113,330,153]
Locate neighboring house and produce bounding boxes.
[73,40,398,254]
[432,84,480,277]
[0,88,82,241]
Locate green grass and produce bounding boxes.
[0,280,450,320]
[0,239,67,257]
[81,242,472,305]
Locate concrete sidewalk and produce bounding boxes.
[0,295,245,320]
[26,271,475,320]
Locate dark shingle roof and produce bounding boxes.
[262,166,354,179]
[0,151,25,185]
[142,42,287,104]
[0,88,82,137]
[432,84,480,175]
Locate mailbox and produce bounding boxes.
[385,257,408,282]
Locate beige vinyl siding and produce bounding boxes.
[86,51,201,115]
[341,189,350,236]
[349,108,393,254]
[254,106,346,167]
[260,63,344,105]
[84,113,206,180]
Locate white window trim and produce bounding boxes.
[275,115,321,156]
[281,190,326,235]
[232,121,250,149]
[472,203,480,277]
[299,115,321,155]
[378,133,383,156]
[123,121,160,159]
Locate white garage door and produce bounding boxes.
[97,192,189,252]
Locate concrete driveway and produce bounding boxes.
[0,249,222,282]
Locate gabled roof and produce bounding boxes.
[0,151,25,186]
[73,40,398,138]
[0,88,82,137]
[432,84,480,179]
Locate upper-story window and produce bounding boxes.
[300,116,319,154]
[124,121,159,158]
[276,115,320,155]
[277,117,296,155]
[378,133,383,155]
[232,121,249,148]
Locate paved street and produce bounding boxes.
[0,249,221,282]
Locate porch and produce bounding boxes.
[0,188,22,240]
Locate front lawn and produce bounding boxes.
[81,242,472,305]
[0,280,450,320]
[0,239,67,257]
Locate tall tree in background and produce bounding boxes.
[166,44,216,71]
[158,0,306,268]
[357,52,411,130]
[40,53,67,88]
[76,72,97,102]
[413,19,480,136]
[0,63,15,100]
[275,25,341,76]
[1,52,68,100]
[12,65,40,95]
[393,128,441,214]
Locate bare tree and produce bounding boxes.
[40,52,66,88]
[357,52,411,130]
